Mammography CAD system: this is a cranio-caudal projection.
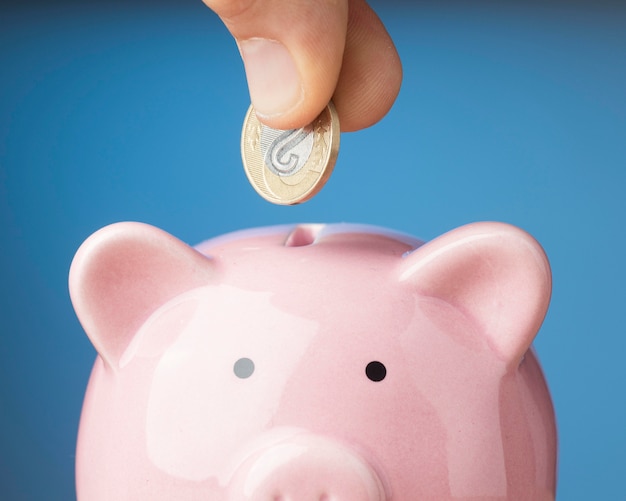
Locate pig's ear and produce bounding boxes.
[399,222,551,364]
[69,222,215,368]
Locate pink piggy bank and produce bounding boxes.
[70,221,557,500]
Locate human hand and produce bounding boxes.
[203,0,402,132]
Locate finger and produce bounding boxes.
[204,0,349,130]
[333,0,402,132]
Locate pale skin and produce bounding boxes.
[203,0,403,132]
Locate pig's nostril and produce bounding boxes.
[272,496,294,501]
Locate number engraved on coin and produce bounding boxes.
[261,127,313,177]
[241,103,340,205]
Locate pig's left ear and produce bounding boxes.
[399,222,551,364]
[69,222,215,368]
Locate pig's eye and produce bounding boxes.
[233,357,255,379]
[365,361,386,382]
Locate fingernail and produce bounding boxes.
[239,38,303,119]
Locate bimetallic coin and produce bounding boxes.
[241,102,340,205]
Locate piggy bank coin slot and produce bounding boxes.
[233,357,255,379]
[365,361,387,382]
[284,224,324,247]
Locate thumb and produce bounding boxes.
[204,0,348,130]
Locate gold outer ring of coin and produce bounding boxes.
[241,102,340,205]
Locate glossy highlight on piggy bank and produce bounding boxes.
[69,221,557,500]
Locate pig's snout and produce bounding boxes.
[229,435,387,501]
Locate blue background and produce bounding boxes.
[1,1,624,499]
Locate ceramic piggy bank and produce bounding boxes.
[70,221,557,500]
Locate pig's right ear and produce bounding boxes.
[69,222,216,369]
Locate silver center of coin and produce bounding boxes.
[260,125,314,177]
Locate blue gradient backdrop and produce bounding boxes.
[1,1,625,499]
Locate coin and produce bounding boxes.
[241,102,340,205]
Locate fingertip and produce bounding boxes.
[333,0,403,132]
[335,43,402,132]
[238,38,305,124]
[253,97,334,131]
